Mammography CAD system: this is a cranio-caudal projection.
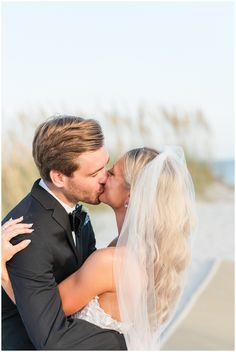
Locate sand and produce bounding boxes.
[161,260,234,350]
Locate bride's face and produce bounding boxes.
[99,158,130,209]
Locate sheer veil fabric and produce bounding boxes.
[113,146,196,350]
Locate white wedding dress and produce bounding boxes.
[72,296,129,334]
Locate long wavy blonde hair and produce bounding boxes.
[122,147,195,326]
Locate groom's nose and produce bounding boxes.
[99,169,108,185]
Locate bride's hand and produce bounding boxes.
[1,217,33,264]
[1,216,33,303]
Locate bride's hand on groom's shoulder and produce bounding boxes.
[1,216,34,264]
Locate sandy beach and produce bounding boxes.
[162,261,234,351]
[90,182,234,350]
[161,260,234,350]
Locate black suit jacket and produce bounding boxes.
[2,180,126,350]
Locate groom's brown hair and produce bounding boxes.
[32,115,104,182]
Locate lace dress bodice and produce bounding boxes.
[72,296,129,334]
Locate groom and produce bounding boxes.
[2,115,127,350]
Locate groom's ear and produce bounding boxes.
[50,169,66,188]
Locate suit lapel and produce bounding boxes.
[52,204,78,260]
[75,211,87,268]
[31,179,78,261]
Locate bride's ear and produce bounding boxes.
[124,194,130,208]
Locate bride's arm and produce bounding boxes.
[2,219,116,316]
[1,217,33,303]
[58,247,115,315]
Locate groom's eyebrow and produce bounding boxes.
[88,157,110,176]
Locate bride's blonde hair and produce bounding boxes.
[123,147,194,325]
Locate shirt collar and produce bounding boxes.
[39,179,76,214]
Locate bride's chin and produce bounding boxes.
[98,194,106,203]
[98,194,110,206]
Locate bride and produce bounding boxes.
[2,146,196,350]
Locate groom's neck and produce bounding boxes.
[44,181,75,208]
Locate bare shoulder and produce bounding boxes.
[59,247,116,315]
[87,247,116,267]
[77,247,116,294]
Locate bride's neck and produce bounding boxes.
[114,208,126,235]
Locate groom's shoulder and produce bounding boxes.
[2,179,50,223]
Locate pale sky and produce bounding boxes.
[2,1,235,159]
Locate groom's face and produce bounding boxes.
[62,146,109,205]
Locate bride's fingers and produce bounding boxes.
[12,239,31,255]
[2,216,24,230]
[10,216,25,225]
[2,227,33,240]
[1,218,14,230]
[3,223,33,234]
[6,227,34,241]
[2,223,34,242]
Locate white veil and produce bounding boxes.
[113,146,196,350]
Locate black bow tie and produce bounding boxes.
[69,204,87,234]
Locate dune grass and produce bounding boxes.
[2,107,215,217]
